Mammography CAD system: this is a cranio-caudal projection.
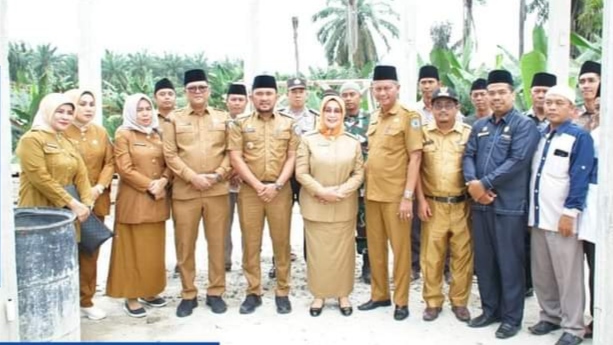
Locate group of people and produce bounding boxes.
[16,57,602,345]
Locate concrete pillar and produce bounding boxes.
[77,0,103,124]
[243,0,261,91]
[398,0,417,105]
[0,0,21,340]
[546,0,571,84]
[594,2,613,344]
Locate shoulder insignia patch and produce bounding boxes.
[410,118,421,129]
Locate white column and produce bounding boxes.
[398,0,417,105]
[595,2,613,344]
[546,0,571,84]
[77,0,103,123]
[243,0,261,91]
[0,0,21,340]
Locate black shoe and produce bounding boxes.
[357,299,392,311]
[361,252,371,284]
[123,301,147,318]
[239,294,262,314]
[393,305,409,321]
[205,295,227,314]
[411,270,420,282]
[268,265,276,279]
[555,332,583,345]
[584,322,593,339]
[138,297,168,308]
[176,298,198,318]
[338,298,352,316]
[529,320,561,335]
[495,323,520,339]
[275,296,292,314]
[468,313,500,328]
[525,287,534,298]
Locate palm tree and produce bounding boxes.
[312,0,399,69]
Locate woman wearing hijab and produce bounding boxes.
[16,93,92,222]
[64,89,114,320]
[295,93,364,317]
[106,94,171,318]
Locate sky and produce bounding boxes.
[5,0,536,74]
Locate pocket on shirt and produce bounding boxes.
[544,155,570,179]
[176,125,195,145]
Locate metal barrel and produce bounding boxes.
[13,207,80,341]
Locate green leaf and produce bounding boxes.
[532,25,548,57]
[520,50,547,107]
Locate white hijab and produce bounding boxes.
[119,93,159,134]
[31,93,75,133]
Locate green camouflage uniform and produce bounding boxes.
[344,109,370,254]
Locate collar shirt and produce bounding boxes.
[416,99,465,125]
[573,105,596,132]
[280,107,319,135]
[524,108,549,131]
[528,121,594,231]
[462,108,541,215]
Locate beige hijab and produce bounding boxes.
[119,93,159,134]
[65,88,96,127]
[318,94,346,138]
[31,93,75,133]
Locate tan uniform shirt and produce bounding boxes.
[163,105,231,200]
[65,123,115,216]
[228,111,299,181]
[365,102,423,202]
[421,121,471,197]
[16,130,92,208]
[295,132,364,222]
[114,129,171,224]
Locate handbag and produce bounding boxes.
[64,185,114,254]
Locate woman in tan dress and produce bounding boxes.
[295,93,364,317]
[64,89,114,320]
[106,93,171,318]
[16,93,92,221]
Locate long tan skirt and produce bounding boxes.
[106,222,166,298]
[305,219,356,298]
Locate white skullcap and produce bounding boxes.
[545,85,576,105]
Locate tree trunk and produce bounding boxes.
[292,16,300,75]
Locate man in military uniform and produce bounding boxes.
[463,69,540,339]
[268,77,319,278]
[224,82,249,272]
[228,75,299,315]
[358,65,423,321]
[464,78,491,126]
[416,87,473,323]
[525,72,557,130]
[163,69,231,318]
[153,78,177,124]
[575,60,601,131]
[340,81,371,284]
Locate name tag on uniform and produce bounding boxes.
[554,149,569,157]
[423,139,434,146]
[500,134,512,140]
[318,141,330,147]
[477,132,490,137]
[133,142,147,147]
[243,127,256,133]
[45,143,59,149]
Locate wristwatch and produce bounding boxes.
[403,189,414,200]
[213,173,222,183]
[274,182,284,191]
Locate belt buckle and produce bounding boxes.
[445,196,454,204]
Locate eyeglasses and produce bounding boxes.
[433,102,456,110]
[186,85,209,93]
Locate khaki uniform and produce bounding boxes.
[163,105,231,299]
[365,102,423,306]
[16,130,93,209]
[296,132,364,297]
[65,123,115,308]
[228,111,299,296]
[106,129,171,298]
[419,121,473,308]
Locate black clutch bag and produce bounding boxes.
[64,185,114,254]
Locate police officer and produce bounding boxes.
[357,65,423,321]
[224,82,249,272]
[163,69,231,318]
[463,69,540,339]
[463,78,491,126]
[416,87,473,323]
[340,81,371,284]
[228,75,299,315]
[153,78,177,124]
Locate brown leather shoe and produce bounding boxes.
[422,307,442,321]
[451,306,471,322]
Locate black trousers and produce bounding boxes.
[525,226,533,291]
[584,241,595,317]
[472,210,526,326]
